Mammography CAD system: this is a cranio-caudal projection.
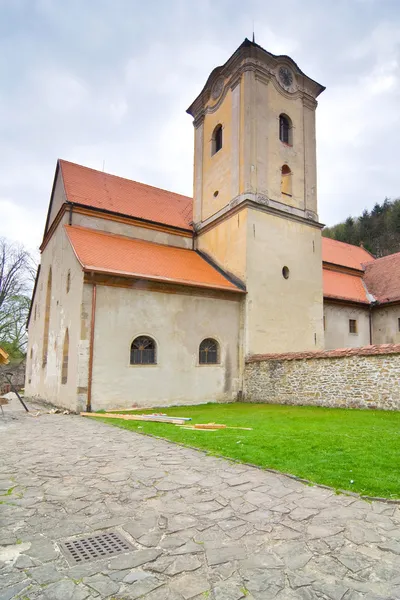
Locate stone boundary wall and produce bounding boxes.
[244,344,400,410]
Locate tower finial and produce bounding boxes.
[252,20,255,43]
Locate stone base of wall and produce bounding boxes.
[244,344,400,411]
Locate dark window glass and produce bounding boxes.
[212,125,223,154]
[130,336,156,365]
[349,319,357,334]
[199,338,219,365]
[279,115,291,144]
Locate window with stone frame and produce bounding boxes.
[212,124,223,155]
[199,338,220,365]
[349,319,358,334]
[130,336,156,365]
[279,114,292,145]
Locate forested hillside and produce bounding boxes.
[322,197,400,258]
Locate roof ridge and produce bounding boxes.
[59,159,193,202]
[366,249,400,264]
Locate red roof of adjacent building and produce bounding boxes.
[322,237,374,271]
[65,225,244,293]
[59,160,193,232]
[55,160,400,305]
[323,269,369,304]
[363,251,400,304]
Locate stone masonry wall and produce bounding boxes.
[244,344,400,410]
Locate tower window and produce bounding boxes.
[279,114,292,145]
[212,125,223,155]
[281,165,292,196]
[66,270,71,293]
[130,336,156,365]
[199,338,220,365]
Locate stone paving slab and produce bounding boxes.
[1,396,400,599]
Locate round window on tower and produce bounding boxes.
[282,266,290,280]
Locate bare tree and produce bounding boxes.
[0,238,36,355]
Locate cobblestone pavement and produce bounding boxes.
[1,398,400,600]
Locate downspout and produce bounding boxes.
[87,283,97,412]
[68,202,73,225]
[368,301,377,345]
[369,305,373,345]
[362,279,376,346]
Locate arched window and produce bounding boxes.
[212,124,223,155]
[199,338,220,365]
[66,270,71,294]
[61,329,69,384]
[279,114,292,145]
[281,165,292,196]
[130,336,156,365]
[42,268,52,367]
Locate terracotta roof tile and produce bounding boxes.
[65,225,244,293]
[323,268,369,304]
[322,237,374,270]
[363,251,400,304]
[59,160,193,231]
[246,343,400,362]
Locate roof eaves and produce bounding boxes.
[81,266,245,294]
[323,261,365,275]
[323,293,370,305]
[69,201,194,235]
[26,264,41,328]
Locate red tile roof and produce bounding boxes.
[363,251,400,304]
[323,269,369,304]
[59,160,193,232]
[65,225,244,293]
[246,343,400,362]
[322,237,374,271]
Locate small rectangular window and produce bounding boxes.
[349,319,358,334]
[398,317,400,332]
[323,316,326,331]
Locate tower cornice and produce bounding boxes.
[187,38,325,121]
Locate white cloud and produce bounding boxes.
[0,198,43,253]
[1,0,400,245]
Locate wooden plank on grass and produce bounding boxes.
[80,412,187,425]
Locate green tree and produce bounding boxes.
[0,238,35,358]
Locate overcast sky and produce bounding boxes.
[1,0,400,252]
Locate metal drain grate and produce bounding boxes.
[60,530,133,565]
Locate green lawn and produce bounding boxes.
[94,403,400,499]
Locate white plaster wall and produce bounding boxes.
[25,214,84,410]
[245,208,324,354]
[324,303,370,350]
[372,305,400,345]
[90,285,241,410]
[71,212,192,249]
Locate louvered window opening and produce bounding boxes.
[279,115,290,144]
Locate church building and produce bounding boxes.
[26,39,400,412]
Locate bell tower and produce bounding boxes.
[187,39,326,355]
